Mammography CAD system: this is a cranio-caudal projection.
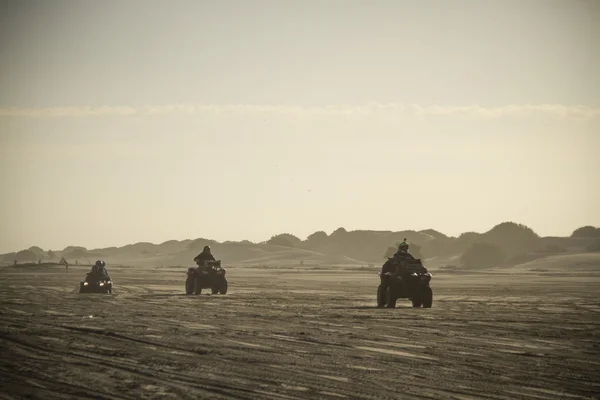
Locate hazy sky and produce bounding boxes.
[1,0,599,253]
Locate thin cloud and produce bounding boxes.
[0,103,598,121]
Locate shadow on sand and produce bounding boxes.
[139,293,191,298]
[330,305,380,310]
[139,293,230,298]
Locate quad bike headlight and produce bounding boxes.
[99,282,104,286]
[83,282,89,286]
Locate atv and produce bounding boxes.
[185,260,228,295]
[79,272,113,294]
[377,257,432,308]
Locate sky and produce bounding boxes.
[0,0,599,253]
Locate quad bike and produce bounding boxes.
[185,260,228,295]
[377,256,432,308]
[79,272,113,294]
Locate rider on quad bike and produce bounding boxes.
[392,239,416,261]
[397,238,409,254]
[383,239,417,294]
[378,239,432,308]
[186,245,227,295]
[80,260,112,294]
[90,260,110,280]
[194,246,216,267]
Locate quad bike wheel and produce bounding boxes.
[219,279,228,295]
[194,276,202,295]
[411,285,423,307]
[385,286,397,308]
[421,286,433,308]
[376,285,386,308]
[185,277,195,295]
[411,296,423,308]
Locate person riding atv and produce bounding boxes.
[397,238,409,253]
[80,260,112,294]
[89,260,110,281]
[391,239,415,263]
[186,246,228,295]
[378,241,432,308]
[381,239,418,295]
[194,246,216,267]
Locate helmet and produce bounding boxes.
[95,260,106,268]
[398,239,409,251]
[203,246,211,253]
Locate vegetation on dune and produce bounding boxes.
[419,229,450,240]
[63,246,87,253]
[2,221,597,267]
[571,226,600,238]
[65,248,87,258]
[265,233,302,247]
[15,249,38,262]
[28,246,45,256]
[221,240,254,246]
[188,238,218,251]
[305,231,328,243]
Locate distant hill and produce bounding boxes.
[494,252,600,274]
[2,223,598,268]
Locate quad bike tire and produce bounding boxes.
[411,286,433,308]
[210,278,227,295]
[421,286,433,308]
[376,285,386,308]
[385,286,397,308]
[194,276,203,295]
[185,277,195,295]
[412,296,423,308]
[219,279,228,295]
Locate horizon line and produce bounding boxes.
[3,221,596,254]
